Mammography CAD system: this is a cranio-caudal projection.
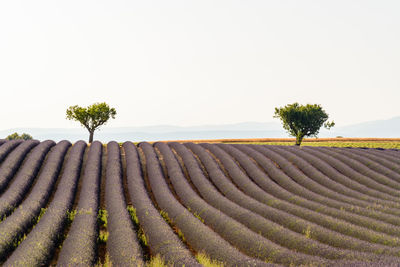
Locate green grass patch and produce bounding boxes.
[303,225,312,239]
[127,205,148,247]
[196,252,224,267]
[66,209,77,224]
[127,205,139,225]
[231,141,400,149]
[146,255,168,267]
[159,210,186,242]
[37,207,47,222]
[97,208,108,228]
[98,230,109,244]
[95,252,112,267]
[188,207,204,223]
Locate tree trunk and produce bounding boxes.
[295,134,304,146]
[89,131,94,143]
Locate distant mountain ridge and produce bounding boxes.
[0,117,399,142]
[331,117,400,138]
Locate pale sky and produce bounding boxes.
[0,0,399,130]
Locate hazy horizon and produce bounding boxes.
[1,1,399,131]
[1,116,399,142]
[0,114,399,131]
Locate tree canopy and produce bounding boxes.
[274,103,335,146]
[66,102,116,143]
[6,132,33,141]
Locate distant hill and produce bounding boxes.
[0,117,398,142]
[329,117,400,138]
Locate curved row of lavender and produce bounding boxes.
[123,142,200,266]
[57,141,103,266]
[4,141,85,266]
[0,139,399,266]
[0,140,39,193]
[184,142,391,262]
[0,140,71,262]
[232,144,400,246]
[0,140,55,218]
[140,142,262,266]
[209,143,400,255]
[104,141,143,266]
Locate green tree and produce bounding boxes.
[6,132,33,140]
[66,102,117,143]
[274,103,335,146]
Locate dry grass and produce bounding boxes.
[154,138,400,149]
[158,137,400,143]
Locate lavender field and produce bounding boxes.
[0,139,400,266]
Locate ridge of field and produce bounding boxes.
[0,140,400,266]
[160,138,400,149]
